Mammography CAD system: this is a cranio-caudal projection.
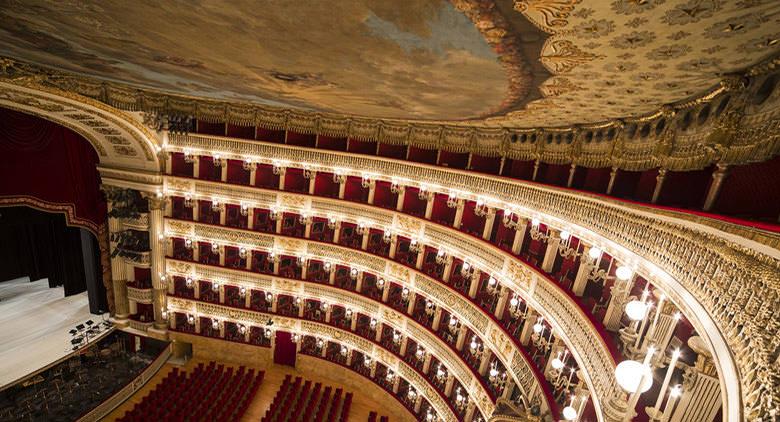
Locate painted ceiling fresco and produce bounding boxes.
[0,0,779,128]
[0,0,547,121]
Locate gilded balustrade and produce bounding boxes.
[164,134,780,420]
[165,296,457,422]
[163,259,495,417]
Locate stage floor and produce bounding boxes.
[0,277,105,388]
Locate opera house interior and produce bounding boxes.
[0,1,779,421]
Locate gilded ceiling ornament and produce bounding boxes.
[609,31,657,49]
[573,19,615,39]
[624,17,649,28]
[738,34,780,52]
[646,44,693,60]
[703,13,770,39]
[610,0,666,15]
[540,77,583,97]
[661,0,723,26]
[512,0,583,32]
[540,39,604,74]
[667,30,692,41]
[676,57,723,72]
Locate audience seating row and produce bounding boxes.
[118,361,263,422]
[367,411,389,422]
[262,375,353,422]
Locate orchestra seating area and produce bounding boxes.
[0,331,166,422]
[118,361,262,422]
[262,375,353,422]
[367,411,389,422]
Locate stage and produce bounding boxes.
[0,277,107,389]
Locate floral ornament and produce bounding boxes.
[609,31,657,49]
[625,17,648,28]
[737,33,780,52]
[572,7,594,18]
[574,19,616,39]
[661,0,722,26]
[676,57,723,72]
[654,81,684,90]
[649,63,667,70]
[617,52,635,60]
[703,13,769,39]
[736,0,772,7]
[646,44,692,60]
[611,0,665,15]
[702,45,727,54]
[603,61,639,72]
[596,78,624,87]
[667,31,691,41]
[583,42,602,49]
[632,72,664,82]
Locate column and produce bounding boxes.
[511,218,528,255]
[424,195,434,219]
[423,354,433,374]
[442,257,454,283]
[277,167,286,190]
[482,208,495,240]
[414,396,423,414]
[502,380,515,400]
[703,164,729,211]
[478,351,491,376]
[192,156,200,178]
[374,325,382,342]
[651,168,667,204]
[415,247,425,270]
[247,208,255,230]
[248,163,257,186]
[308,171,317,195]
[400,336,409,356]
[468,270,481,298]
[395,186,406,211]
[606,167,618,195]
[381,285,390,302]
[465,402,476,422]
[147,195,168,336]
[494,286,509,319]
[361,230,369,250]
[164,151,172,175]
[603,275,634,331]
[218,246,225,266]
[567,163,577,188]
[367,181,376,205]
[453,200,465,229]
[456,326,467,351]
[325,306,332,323]
[519,310,538,346]
[219,160,228,182]
[432,308,442,331]
[304,220,312,238]
[445,374,455,397]
[393,376,401,394]
[107,200,130,323]
[337,177,346,199]
[355,272,364,292]
[572,246,593,297]
[541,230,560,273]
[332,223,341,243]
[406,292,416,315]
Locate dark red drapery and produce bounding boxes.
[0,107,105,233]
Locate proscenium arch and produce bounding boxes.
[165,132,763,421]
[0,81,161,173]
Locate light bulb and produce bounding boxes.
[616,266,633,281]
[560,230,570,241]
[625,299,649,321]
[588,247,602,260]
[615,360,653,393]
[562,406,577,420]
[533,322,543,334]
[510,297,519,307]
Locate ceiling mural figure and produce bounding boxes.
[0,0,778,128]
[0,0,549,121]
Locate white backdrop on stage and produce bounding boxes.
[0,277,106,388]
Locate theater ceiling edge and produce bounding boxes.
[0,0,778,129]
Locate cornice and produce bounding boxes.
[165,296,459,422]
[2,56,779,172]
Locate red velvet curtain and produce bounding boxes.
[0,108,105,232]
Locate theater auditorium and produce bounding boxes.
[0,1,779,421]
